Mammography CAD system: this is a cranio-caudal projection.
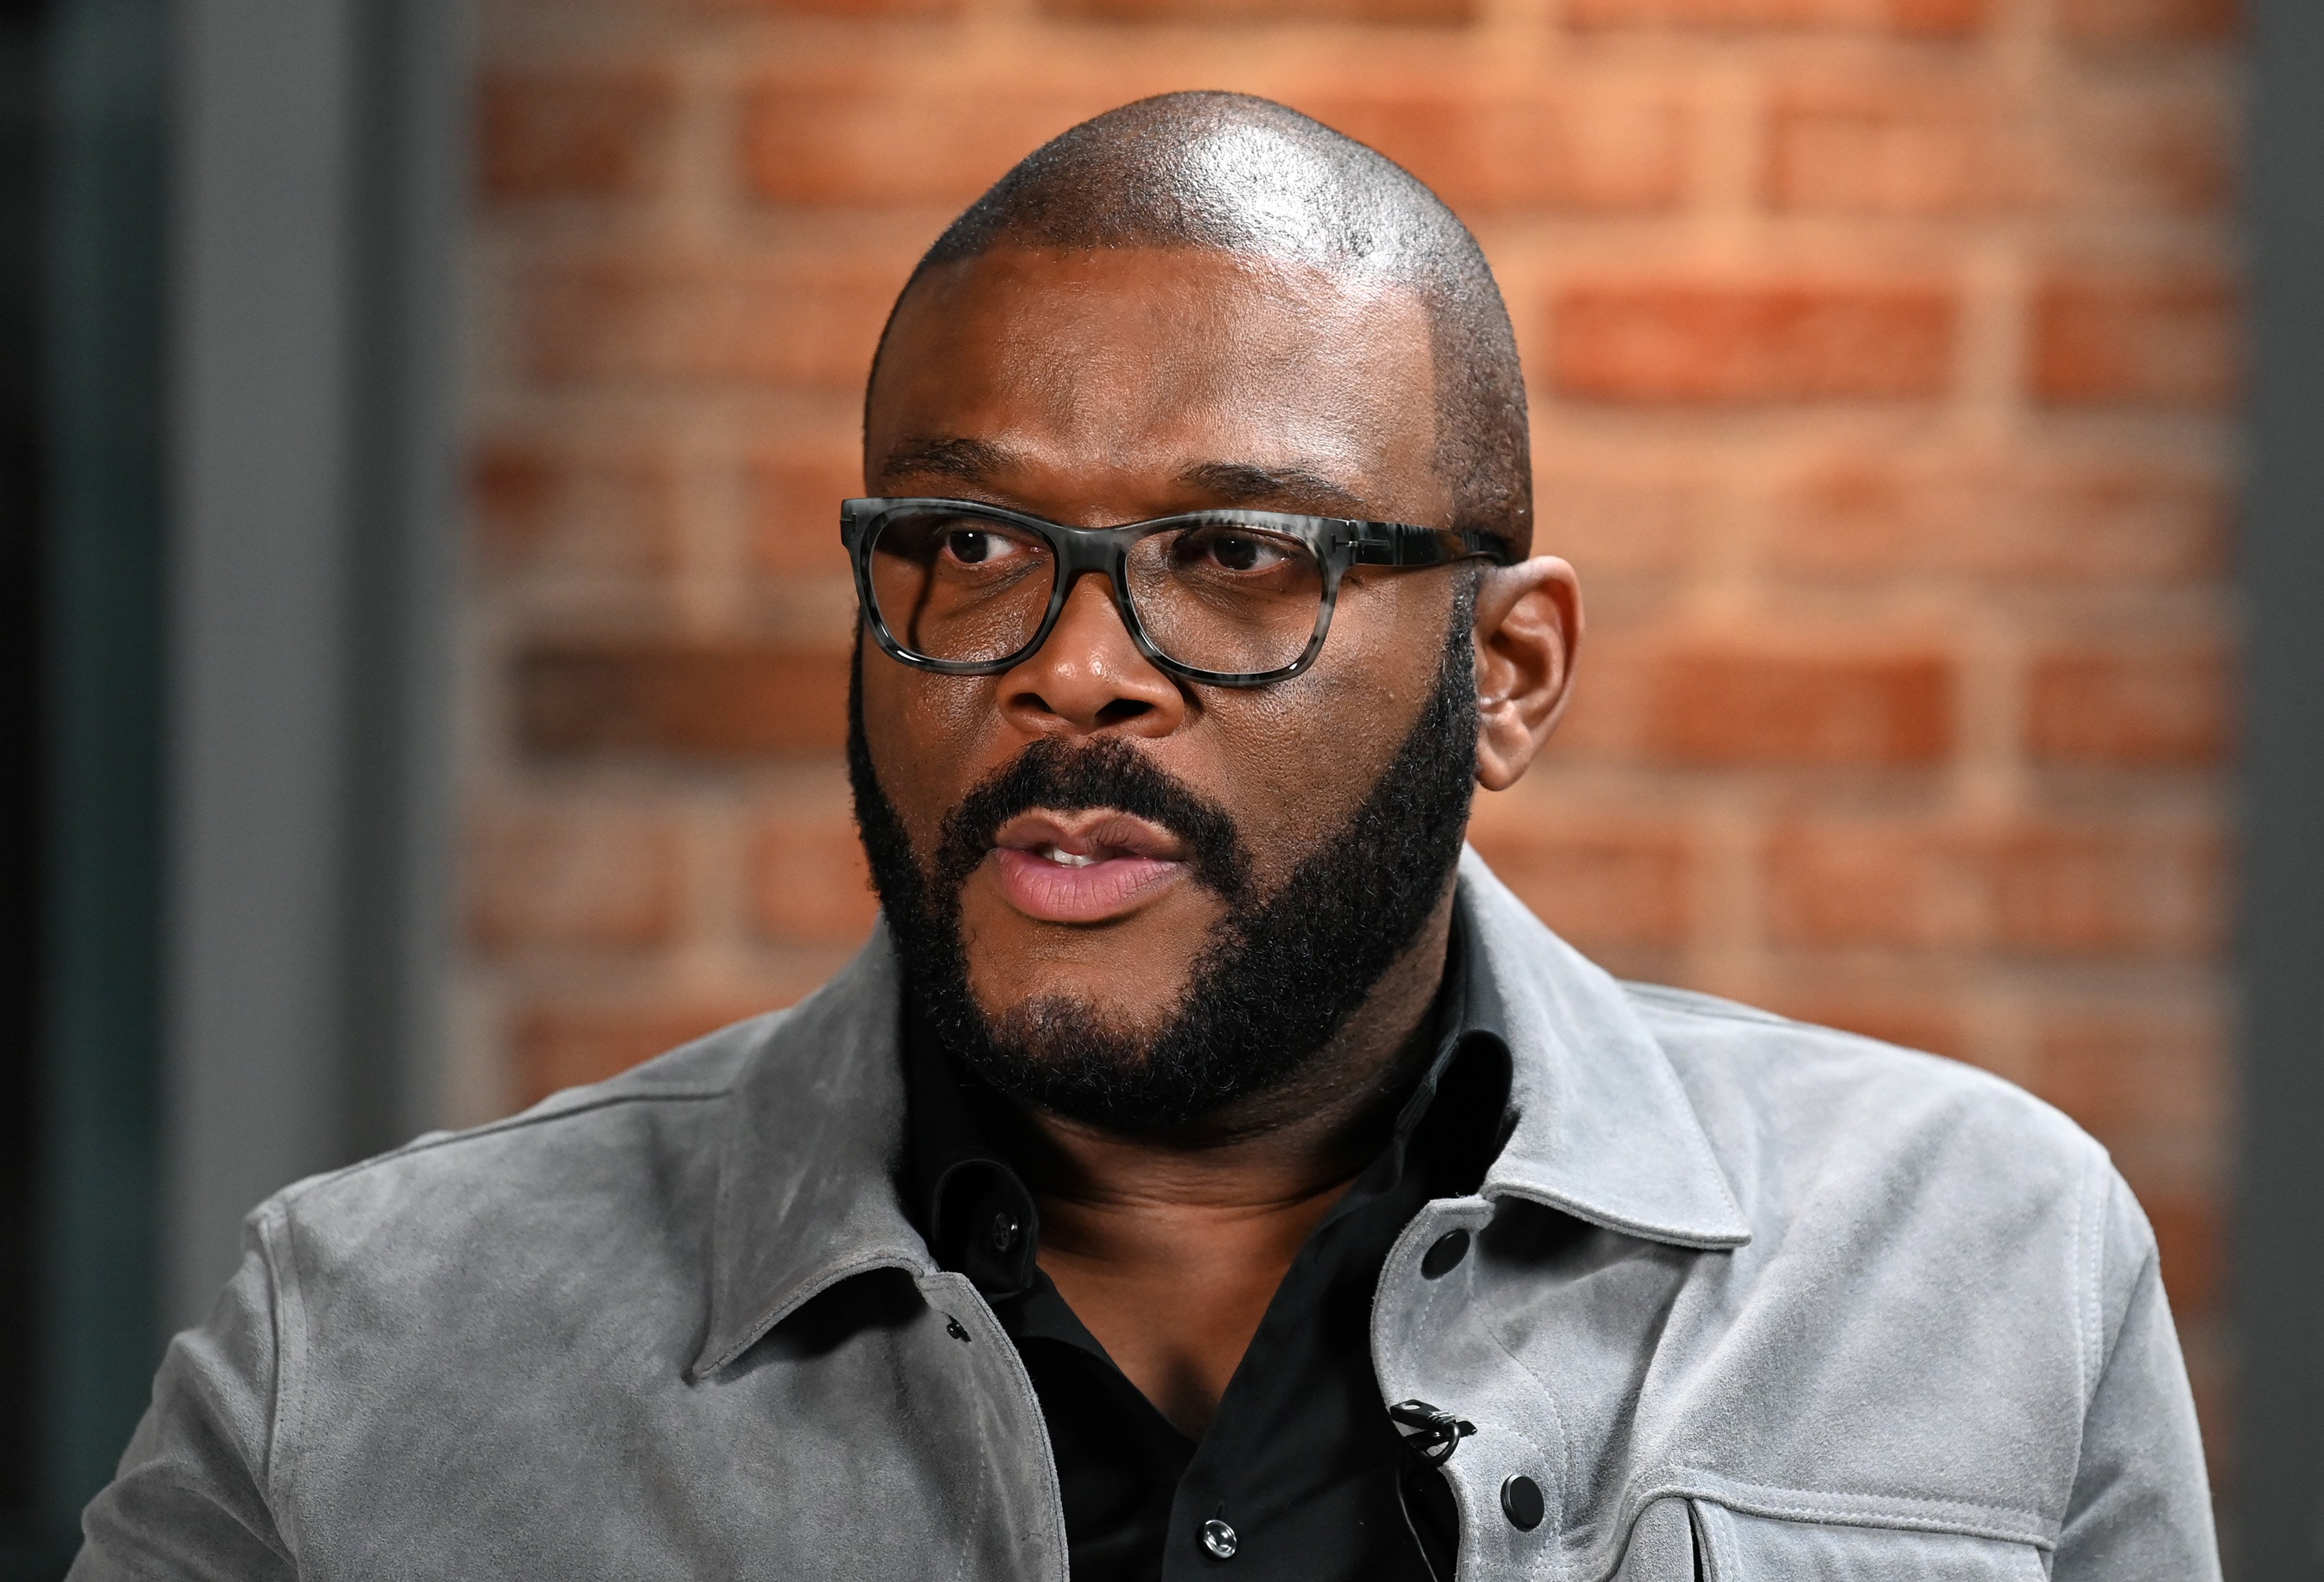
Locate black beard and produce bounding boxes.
[848,603,1479,1134]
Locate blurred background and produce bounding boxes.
[5,0,2319,1576]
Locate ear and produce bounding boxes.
[1472,557,1582,793]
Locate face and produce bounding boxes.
[853,246,1490,1128]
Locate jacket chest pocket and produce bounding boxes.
[1616,1498,2049,1581]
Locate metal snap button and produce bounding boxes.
[944,1316,970,1343]
[989,1208,1021,1253]
[1420,1229,1469,1279]
[1199,1518,1238,1559]
[1500,1474,1545,1531]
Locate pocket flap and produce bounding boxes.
[1691,1501,2048,1581]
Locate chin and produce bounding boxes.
[975,986,1174,1056]
[962,931,1199,1026]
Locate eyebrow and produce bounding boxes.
[873,435,1017,485]
[1174,461,1372,518]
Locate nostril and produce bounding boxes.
[1094,698,1154,727]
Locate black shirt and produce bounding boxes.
[903,918,1513,1582]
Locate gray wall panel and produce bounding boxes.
[2233,0,2324,1574]
[164,0,467,1328]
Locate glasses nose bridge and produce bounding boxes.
[1041,522,1144,636]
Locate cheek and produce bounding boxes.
[860,645,1001,855]
[1199,584,1460,880]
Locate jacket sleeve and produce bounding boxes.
[2051,1169,2222,1582]
[69,1213,298,1581]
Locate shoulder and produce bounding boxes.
[1624,980,2115,1245]
[258,1011,784,1275]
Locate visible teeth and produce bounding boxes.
[1040,844,1098,868]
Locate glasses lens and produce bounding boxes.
[1126,520,1325,677]
[867,508,1057,666]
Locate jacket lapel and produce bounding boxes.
[690,923,933,1379]
[1460,848,1751,1250]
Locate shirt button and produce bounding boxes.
[988,1209,1021,1253]
[1199,1518,1238,1560]
[1421,1229,1469,1279]
[1500,1474,1545,1531]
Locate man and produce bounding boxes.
[76,93,2217,1581]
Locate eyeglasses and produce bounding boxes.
[842,498,1511,687]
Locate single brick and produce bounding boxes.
[1767,83,2228,219]
[471,438,681,576]
[1042,0,1475,21]
[515,998,775,1105]
[2057,0,2238,43]
[741,86,1109,207]
[2031,269,2239,407]
[2059,90,2233,216]
[1552,280,1958,403]
[749,810,881,946]
[479,66,677,201]
[516,638,852,758]
[1764,824,1977,948]
[2027,1009,2225,1137]
[2025,645,2232,766]
[1764,454,2228,584]
[465,808,687,951]
[1989,824,2223,958]
[1642,642,1955,764]
[746,447,862,578]
[1766,819,2222,956]
[1294,90,1687,212]
[523,259,903,390]
[1766,83,2024,215]
[1463,818,1691,948]
[1564,0,1984,34]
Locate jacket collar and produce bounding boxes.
[689,849,1748,1377]
[691,931,932,1378]
[1456,847,1751,1249]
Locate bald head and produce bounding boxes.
[868,92,1532,557]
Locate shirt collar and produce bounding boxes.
[904,1005,1044,1299]
[902,904,1513,1301]
[689,849,1748,1379]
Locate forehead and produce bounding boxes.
[866,247,1442,512]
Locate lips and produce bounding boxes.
[986,809,1190,924]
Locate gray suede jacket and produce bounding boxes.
[74,851,2219,1581]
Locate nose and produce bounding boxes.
[998,572,1186,738]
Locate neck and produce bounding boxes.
[992,890,1455,1435]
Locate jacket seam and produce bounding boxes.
[276,1085,735,1208]
[1603,1472,2054,1556]
[258,1202,310,1567]
[1635,1466,2052,1537]
[930,1270,1069,1582]
[1472,1281,1575,1528]
[1617,984,1795,1029]
[2075,1154,2104,1414]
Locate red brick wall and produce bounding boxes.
[464,0,2241,1463]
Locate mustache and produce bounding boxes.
[933,736,1256,911]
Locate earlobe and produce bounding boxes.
[1471,558,1582,793]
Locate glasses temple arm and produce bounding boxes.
[1346,522,1515,567]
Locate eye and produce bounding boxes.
[1199,532,1289,573]
[941,529,1025,567]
